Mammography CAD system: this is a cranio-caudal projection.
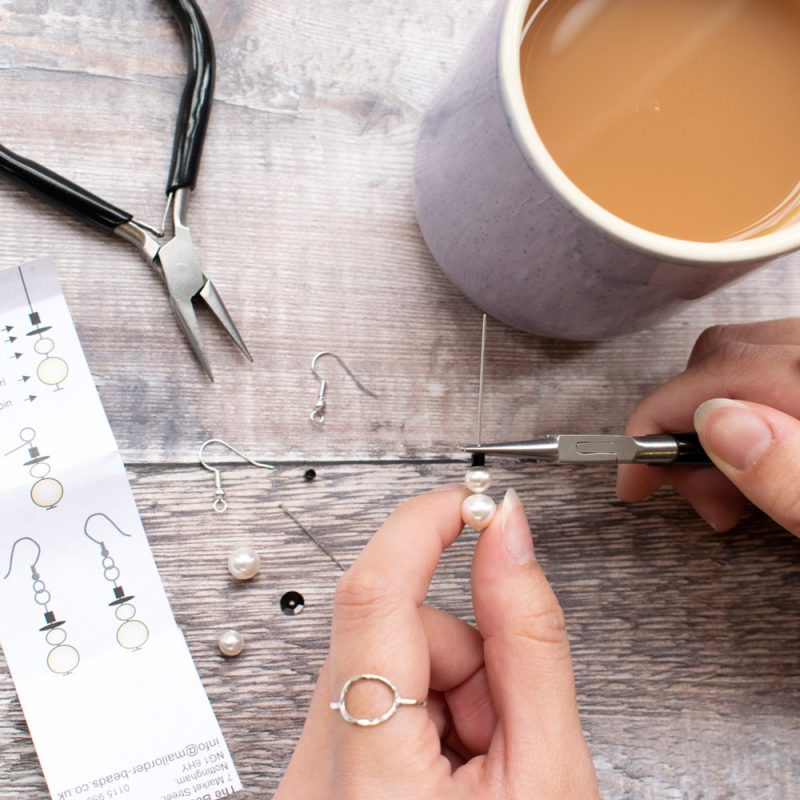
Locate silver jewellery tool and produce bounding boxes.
[460,315,710,468]
[463,434,711,464]
[329,674,427,727]
[310,351,378,424]
[198,439,275,513]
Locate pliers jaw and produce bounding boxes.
[117,188,252,381]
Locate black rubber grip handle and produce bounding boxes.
[672,433,712,465]
[165,0,215,194]
[0,144,133,234]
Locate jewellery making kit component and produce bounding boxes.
[0,0,249,380]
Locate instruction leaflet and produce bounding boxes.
[0,257,242,800]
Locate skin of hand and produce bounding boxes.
[274,486,599,800]
[617,318,800,535]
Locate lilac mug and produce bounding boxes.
[414,0,800,340]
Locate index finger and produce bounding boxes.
[343,485,469,606]
[328,486,470,778]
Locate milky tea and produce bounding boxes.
[520,0,800,242]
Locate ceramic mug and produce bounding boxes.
[413,0,800,340]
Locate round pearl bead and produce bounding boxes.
[227,546,261,581]
[464,467,492,494]
[218,630,244,658]
[461,493,497,531]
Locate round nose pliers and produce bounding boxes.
[0,0,251,381]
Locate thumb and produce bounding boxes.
[695,399,800,537]
[471,489,596,795]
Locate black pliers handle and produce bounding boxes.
[166,0,215,194]
[0,0,249,380]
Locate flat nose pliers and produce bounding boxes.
[0,0,250,381]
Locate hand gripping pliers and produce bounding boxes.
[0,0,251,381]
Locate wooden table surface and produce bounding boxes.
[1,2,799,798]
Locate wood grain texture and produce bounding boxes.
[1,464,799,799]
[3,0,800,462]
[1,1,800,798]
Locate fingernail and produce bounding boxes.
[695,399,773,471]
[502,489,535,565]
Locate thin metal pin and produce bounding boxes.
[279,504,345,572]
[477,314,488,447]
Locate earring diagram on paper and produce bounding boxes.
[19,266,69,391]
[5,427,64,510]
[0,258,242,799]
[1,264,71,414]
[4,537,80,676]
[84,513,150,651]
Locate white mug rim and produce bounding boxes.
[499,0,800,265]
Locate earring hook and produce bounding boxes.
[84,513,131,550]
[198,439,275,513]
[4,536,41,580]
[310,351,378,424]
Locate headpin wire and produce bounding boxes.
[472,314,488,468]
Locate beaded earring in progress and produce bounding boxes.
[461,315,497,531]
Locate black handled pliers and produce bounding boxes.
[0,0,251,381]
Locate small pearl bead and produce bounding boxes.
[227,546,261,581]
[218,630,244,657]
[461,493,497,531]
[465,467,492,494]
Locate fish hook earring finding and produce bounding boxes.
[198,439,275,513]
[310,352,378,424]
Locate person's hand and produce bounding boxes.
[275,486,599,799]
[618,318,800,536]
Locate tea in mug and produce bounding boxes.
[521,0,800,242]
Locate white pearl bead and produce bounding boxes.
[227,546,261,581]
[461,493,497,531]
[464,467,492,494]
[218,630,244,657]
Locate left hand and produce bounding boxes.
[617,319,800,534]
[274,485,598,799]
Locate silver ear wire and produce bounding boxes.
[310,351,377,424]
[198,439,275,513]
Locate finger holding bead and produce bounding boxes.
[328,488,469,781]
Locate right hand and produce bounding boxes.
[617,318,800,537]
[275,486,599,799]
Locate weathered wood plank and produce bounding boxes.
[2,2,800,798]
[1,464,798,798]
[2,1,800,463]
